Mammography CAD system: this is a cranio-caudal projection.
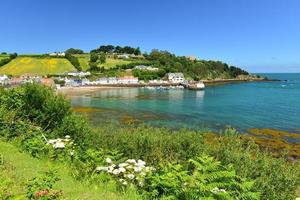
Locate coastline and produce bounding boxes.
[58,78,278,96]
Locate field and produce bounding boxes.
[0,54,9,61]
[0,57,76,76]
[75,54,136,70]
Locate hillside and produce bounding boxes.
[0,57,76,76]
[75,54,138,70]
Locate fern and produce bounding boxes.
[187,155,260,200]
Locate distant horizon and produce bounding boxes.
[1,0,300,73]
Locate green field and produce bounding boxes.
[0,57,76,76]
[75,54,135,70]
[0,54,9,61]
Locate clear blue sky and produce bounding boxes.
[1,0,299,72]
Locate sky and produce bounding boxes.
[0,0,299,73]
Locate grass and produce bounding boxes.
[75,54,138,70]
[0,54,9,61]
[0,57,76,76]
[0,140,141,199]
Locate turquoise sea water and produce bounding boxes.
[70,73,300,132]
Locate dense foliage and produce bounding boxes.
[65,48,84,54]
[65,53,81,71]
[91,45,141,55]
[144,49,249,80]
[0,53,18,67]
[0,84,299,199]
[132,69,166,81]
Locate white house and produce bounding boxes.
[117,54,130,59]
[108,77,118,84]
[134,65,159,71]
[49,52,65,57]
[81,78,90,86]
[118,76,139,84]
[66,71,91,77]
[167,73,185,83]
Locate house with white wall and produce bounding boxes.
[166,73,185,83]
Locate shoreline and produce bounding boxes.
[58,78,278,95]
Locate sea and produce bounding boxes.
[70,73,300,133]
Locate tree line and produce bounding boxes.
[65,53,81,71]
[90,45,141,55]
[0,53,18,67]
[144,49,249,80]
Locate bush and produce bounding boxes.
[92,125,206,164]
[26,170,64,200]
[1,84,71,132]
[65,53,81,71]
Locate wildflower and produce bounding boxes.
[65,135,71,139]
[53,142,65,149]
[134,166,142,172]
[107,166,114,173]
[119,163,128,168]
[106,158,112,164]
[138,181,144,187]
[127,174,135,179]
[126,159,136,164]
[119,167,126,173]
[96,166,108,172]
[112,169,120,175]
[137,159,146,166]
[211,187,227,194]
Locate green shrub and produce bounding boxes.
[144,163,189,199]
[92,125,206,164]
[26,170,64,200]
[0,84,71,132]
[208,128,300,200]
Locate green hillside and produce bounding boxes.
[0,57,76,76]
[75,54,136,70]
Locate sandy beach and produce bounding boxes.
[57,86,123,96]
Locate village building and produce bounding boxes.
[134,65,159,71]
[166,73,185,83]
[185,55,197,61]
[117,54,130,59]
[41,78,56,88]
[66,71,91,77]
[49,52,66,57]
[118,76,139,84]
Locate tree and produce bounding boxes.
[89,62,100,71]
[134,47,141,55]
[65,48,84,54]
[90,53,98,63]
[65,53,81,71]
[1,52,7,55]
[99,52,106,64]
[9,53,18,59]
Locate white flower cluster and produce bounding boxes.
[47,135,72,149]
[211,187,227,194]
[96,158,154,187]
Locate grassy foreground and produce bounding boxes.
[0,140,140,200]
[0,57,76,76]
